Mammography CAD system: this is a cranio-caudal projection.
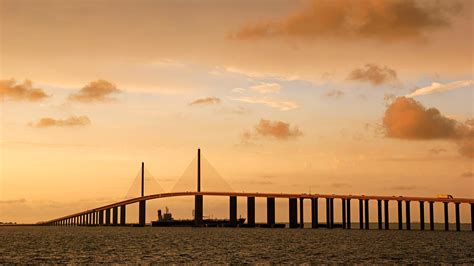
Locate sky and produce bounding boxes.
[0,0,473,224]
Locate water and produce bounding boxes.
[1,226,473,263]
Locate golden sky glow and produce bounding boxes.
[0,0,473,223]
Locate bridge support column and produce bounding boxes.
[311,198,318,228]
[139,200,146,226]
[471,203,474,231]
[229,196,237,227]
[106,209,111,226]
[120,205,126,226]
[289,198,298,228]
[326,198,332,228]
[429,202,434,230]
[384,200,389,230]
[398,200,403,230]
[364,199,369,230]
[247,197,255,227]
[420,201,425,230]
[377,200,382,230]
[299,198,304,228]
[342,198,346,229]
[330,198,334,229]
[267,197,275,227]
[113,207,118,226]
[346,199,351,229]
[194,195,203,227]
[87,213,91,226]
[359,199,363,229]
[444,202,449,231]
[406,201,411,230]
[99,210,104,226]
[455,202,460,232]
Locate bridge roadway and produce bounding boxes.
[41,191,474,231]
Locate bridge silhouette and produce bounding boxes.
[40,149,474,231]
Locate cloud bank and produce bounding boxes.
[383,97,473,157]
[242,119,303,141]
[0,79,49,102]
[69,80,120,103]
[233,0,459,42]
[406,80,473,97]
[347,64,398,86]
[189,96,221,106]
[33,116,91,128]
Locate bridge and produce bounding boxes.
[40,149,474,231]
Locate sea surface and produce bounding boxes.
[1,226,473,264]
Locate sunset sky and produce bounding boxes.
[1,0,473,223]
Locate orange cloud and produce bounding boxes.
[232,0,460,42]
[347,64,398,86]
[0,79,49,102]
[383,97,473,158]
[189,96,221,106]
[69,80,120,103]
[243,119,303,141]
[33,116,91,128]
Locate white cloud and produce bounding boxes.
[406,80,473,98]
[232,87,247,93]
[232,96,298,111]
[249,83,281,94]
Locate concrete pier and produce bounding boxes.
[397,200,403,230]
[267,197,275,227]
[229,196,237,227]
[419,201,425,230]
[406,201,411,230]
[444,202,449,231]
[455,202,460,232]
[113,206,118,225]
[359,199,363,229]
[342,199,346,229]
[311,198,318,228]
[139,200,146,226]
[99,210,104,226]
[364,199,369,230]
[377,200,382,230]
[299,198,304,228]
[289,198,298,228]
[346,199,351,229]
[471,203,474,231]
[429,201,434,231]
[384,200,389,230]
[194,195,203,226]
[326,198,331,229]
[106,209,111,225]
[330,198,334,229]
[120,205,126,226]
[247,197,255,227]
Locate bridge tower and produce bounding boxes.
[138,162,146,226]
[195,148,203,226]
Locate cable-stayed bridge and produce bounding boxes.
[40,149,474,231]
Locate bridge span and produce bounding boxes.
[41,191,474,231]
[40,149,474,231]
